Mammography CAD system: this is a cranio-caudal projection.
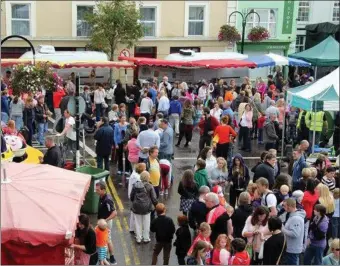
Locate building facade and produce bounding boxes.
[0,1,232,59]
[234,0,299,78]
[295,0,339,52]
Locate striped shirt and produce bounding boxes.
[321,176,336,191]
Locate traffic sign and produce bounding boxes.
[119,49,131,58]
[67,96,86,116]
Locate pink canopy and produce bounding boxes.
[118,56,256,69]
[1,163,91,247]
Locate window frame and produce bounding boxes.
[5,1,36,37]
[72,1,96,38]
[138,2,161,38]
[184,1,210,37]
[295,35,306,53]
[333,1,340,22]
[246,8,278,39]
[139,7,157,37]
[297,1,310,22]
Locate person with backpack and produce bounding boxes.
[255,178,277,217]
[130,171,158,244]
[145,146,161,198]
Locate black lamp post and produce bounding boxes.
[228,11,260,54]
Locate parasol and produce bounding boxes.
[1,163,91,247]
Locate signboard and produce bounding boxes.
[282,0,295,34]
[119,49,131,58]
[139,66,194,82]
[67,96,86,116]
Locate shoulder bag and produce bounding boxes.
[276,235,286,265]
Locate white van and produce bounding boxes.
[19,45,110,84]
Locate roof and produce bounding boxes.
[289,36,340,66]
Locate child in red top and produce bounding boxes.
[257,113,266,145]
[187,222,213,262]
[230,238,250,265]
[95,219,110,265]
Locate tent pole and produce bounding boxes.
[281,95,286,162]
[312,103,316,154]
[314,66,318,80]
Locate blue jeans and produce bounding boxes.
[332,217,340,239]
[283,252,299,265]
[258,128,263,143]
[304,244,324,265]
[11,115,23,130]
[95,104,102,122]
[97,155,109,171]
[38,122,48,145]
[1,112,9,124]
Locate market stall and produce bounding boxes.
[1,163,91,265]
[286,67,339,153]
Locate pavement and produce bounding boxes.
[34,120,282,265]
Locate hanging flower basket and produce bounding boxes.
[218,25,241,44]
[11,62,63,96]
[247,26,270,42]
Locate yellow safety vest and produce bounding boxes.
[297,111,305,129]
[306,111,324,132]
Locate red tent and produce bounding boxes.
[1,163,91,265]
[118,56,256,69]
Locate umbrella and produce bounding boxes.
[1,163,91,247]
[245,53,311,67]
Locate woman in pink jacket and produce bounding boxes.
[127,131,139,171]
[256,77,267,101]
[238,104,253,152]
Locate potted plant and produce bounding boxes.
[11,62,63,95]
[218,25,241,43]
[247,26,270,42]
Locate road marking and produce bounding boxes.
[122,217,141,265]
[115,217,131,265]
[174,157,261,160]
[107,176,124,211]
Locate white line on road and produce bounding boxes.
[48,117,97,158]
[174,157,261,160]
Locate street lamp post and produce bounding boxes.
[228,11,260,54]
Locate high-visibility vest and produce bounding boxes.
[306,111,324,132]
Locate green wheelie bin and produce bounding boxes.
[76,166,110,214]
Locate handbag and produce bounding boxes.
[276,235,286,265]
[102,102,108,109]
[134,104,141,116]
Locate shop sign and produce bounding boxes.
[266,45,287,50]
[282,0,295,34]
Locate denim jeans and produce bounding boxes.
[38,122,48,145]
[11,115,23,130]
[95,104,102,122]
[332,217,339,239]
[283,252,299,265]
[304,244,325,265]
[258,128,263,143]
[1,112,9,124]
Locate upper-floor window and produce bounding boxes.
[140,7,156,37]
[298,1,310,22]
[333,2,340,22]
[77,5,94,37]
[246,9,277,38]
[11,4,31,36]
[295,35,306,52]
[188,6,205,36]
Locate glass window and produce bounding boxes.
[298,1,310,22]
[140,7,156,37]
[188,6,205,36]
[246,9,277,38]
[295,35,305,52]
[77,6,94,37]
[11,4,30,36]
[333,2,340,22]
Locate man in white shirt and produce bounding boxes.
[105,86,115,108]
[265,100,280,118]
[157,91,170,118]
[57,109,76,160]
[256,177,277,217]
[159,76,172,94]
[94,86,106,122]
[140,92,154,123]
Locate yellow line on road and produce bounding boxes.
[115,217,131,265]
[123,217,140,265]
[107,176,124,210]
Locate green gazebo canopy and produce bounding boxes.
[289,36,340,66]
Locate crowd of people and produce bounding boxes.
[1,69,340,265]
